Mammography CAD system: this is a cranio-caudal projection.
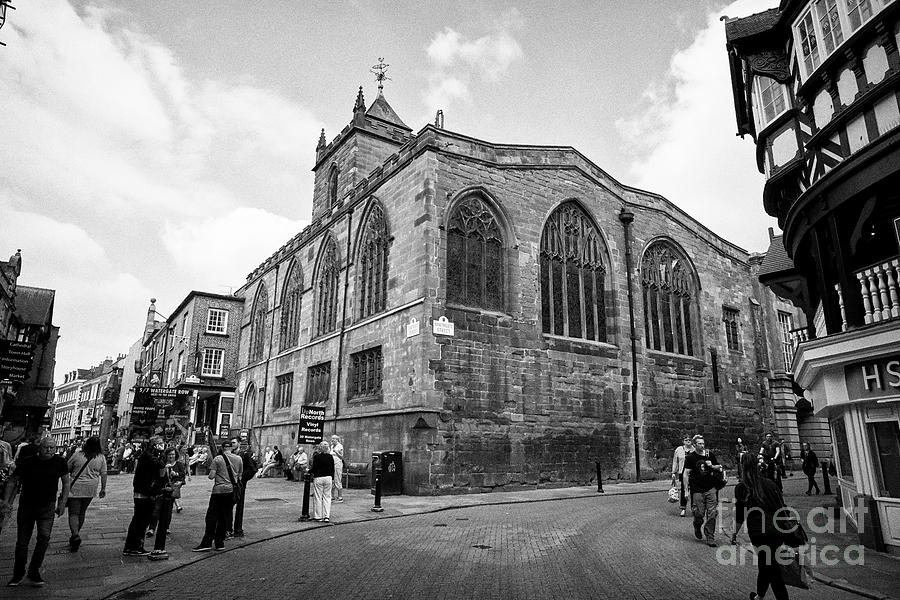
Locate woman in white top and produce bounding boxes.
[671,435,693,517]
[66,436,107,551]
[330,435,345,502]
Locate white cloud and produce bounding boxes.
[423,22,524,113]
[0,1,322,383]
[0,200,152,379]
[161,208,308,292]
[616,0,778,252]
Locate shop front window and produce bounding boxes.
[868,421,900,497]
[832,416,855,482]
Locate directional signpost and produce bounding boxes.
[0,340,35,382]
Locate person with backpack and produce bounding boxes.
[732,452,798,600]
[65,436,107,552]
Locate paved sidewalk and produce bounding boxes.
[0,471,896,599]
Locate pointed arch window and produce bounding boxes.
[540,201,607,342]
[358,203,389,319]
[328,166,339,207]
[316,237,340,336]
[249,284,268,362]
[279,262,303,351]
[447,196,504,310]
[640,241,697,356]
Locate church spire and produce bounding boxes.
[316,128,326,151]
[353,86,366,126]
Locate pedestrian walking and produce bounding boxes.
[232,440,257,538]
[147,447,186,561]
[759,432,782,491]
[731,452,795,600]
[2,437,70,587]
[122,438,167,556]
[192,439,243,552]
[65,436,107,552]
[800,442,819,495]
[0,427,14,536]
[683,434,723,547]
[310,441,334,522]
[330,435,345,502]
[670,434,693,517]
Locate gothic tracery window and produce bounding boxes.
[315,237,340,336]
[358,203,389,319]
[447,196,504,310]
[640,241,697,356]
[279,261,303,351]
[540,201,607,341]
[249,284,268,362]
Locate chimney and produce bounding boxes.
[143,298,158,344]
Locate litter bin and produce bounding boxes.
[371,451,403,496]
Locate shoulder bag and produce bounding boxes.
[70,457,92,486]
[222,454,241,504]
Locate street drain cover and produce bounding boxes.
[254,498,288,502]
[472,544,492,549]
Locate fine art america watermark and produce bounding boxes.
[715,497,868,567]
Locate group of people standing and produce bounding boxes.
[671,432,819,600]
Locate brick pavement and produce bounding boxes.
[0,472,896,599]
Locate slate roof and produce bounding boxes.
[759,234,795,277]
[15,286,55,326]
[367,93,410,131]
[725,8,781,42]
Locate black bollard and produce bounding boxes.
[821,459,832,495]
[372,461,384,513]
[300,471,311,521]
[596,461,604,493]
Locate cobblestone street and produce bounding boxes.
[1,474,896,600]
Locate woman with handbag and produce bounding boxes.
[146,447,186,560]
[65,436,107,552]
[731,452,800,600]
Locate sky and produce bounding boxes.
[0,0,778,385]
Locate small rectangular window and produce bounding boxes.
[349,346,383,399]
[796,8,821,77]
[723,307,742,352]
[832,416,854,481]
[777,311,795,371]
[846,0,873,30]
[201,348,224,377]
[275,373,293,409]
[206,308,229,334]
[815,0,844,54]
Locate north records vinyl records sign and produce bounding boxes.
[297,405,325,444]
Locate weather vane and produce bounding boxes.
[371,58,391,93]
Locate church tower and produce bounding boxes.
[311,59,411,220]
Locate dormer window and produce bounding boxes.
[753,76,790,130]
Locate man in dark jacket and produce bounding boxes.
[3,437,70,587]
[122,438,166,556]
[231,440,257,538]
[683,434,723,547]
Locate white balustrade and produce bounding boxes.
[855,257,900,324]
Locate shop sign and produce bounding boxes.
[297,405,325,444]
[845,354,900,401]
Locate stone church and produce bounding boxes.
[234,80,798,494]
